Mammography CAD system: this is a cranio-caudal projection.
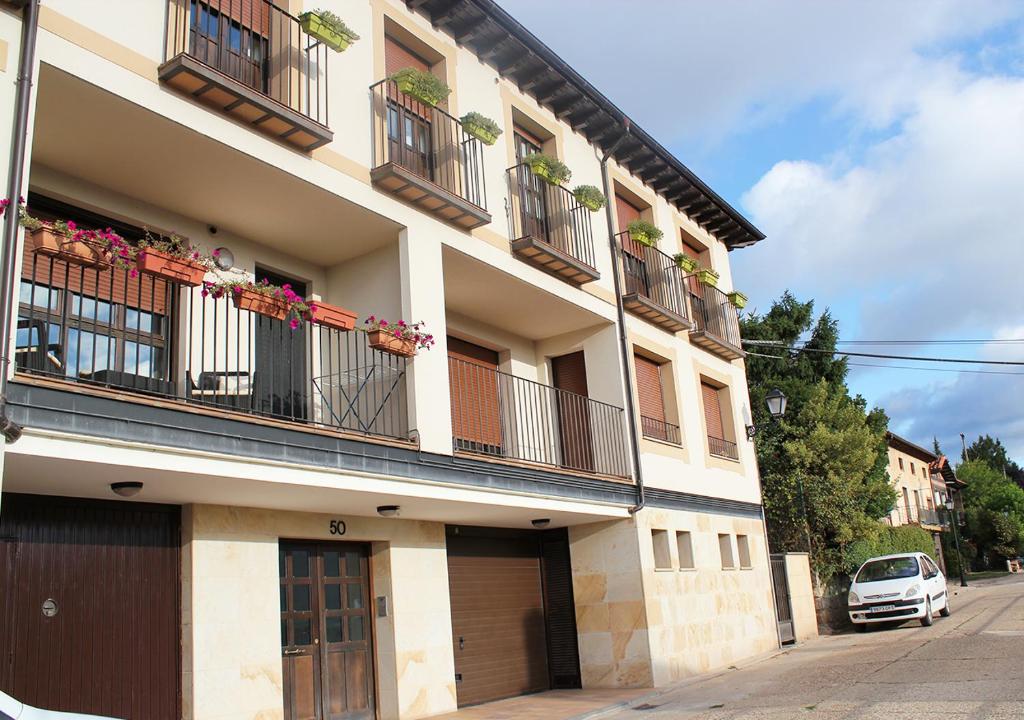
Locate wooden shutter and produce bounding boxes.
[202,0,270,35]
[615,194,647,258]
[634,355,666,423]
[448,337,502,451]
[540,529,581,690]
[513,126,544,162]
[551,352,593,472]
[701,381,724,441]
[385,35,430,75]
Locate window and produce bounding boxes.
[718,534,735,570]
[189,0,269,92]
[676,531,694,570]
[652,529,671,570]
[701,380,737,460]
[635,354,678,444]
[898,457,904,471]
[923,466,928,479]
[736,534,752,569]
[679,233,710,270]
[910,461,916,475]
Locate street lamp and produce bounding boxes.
[746,388,787,439]
[944,498,968,587]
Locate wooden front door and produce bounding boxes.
[0,494,181,720]
[281,543,374,720]
[551,351,594,472]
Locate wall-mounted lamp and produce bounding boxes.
[111,481,143,497]
[746,388,787,440]
[213,246,234,270]
[376,505,400,518]
[531,518,551,528]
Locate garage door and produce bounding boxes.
[446,526,580,707]
[0,494,181,720]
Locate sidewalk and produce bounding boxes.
[431,688,654,720]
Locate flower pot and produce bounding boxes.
[696,268,720,287]
[526,163,560,185]
[232,288,290,320]
[727,291,748,309]
[462,122,498,146]
[368,329,416,358]
[393,76,445,107]
[630,230,656,247]
[311,301,357,331]
[30,225,108,268]
[299,12,356,53]
[575,194,605,212]
[137,248,207,286]
[675,255,700,274]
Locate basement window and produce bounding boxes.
[652,529,671,570]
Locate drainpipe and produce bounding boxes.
[0,0,40,444]
[599,120,646,514]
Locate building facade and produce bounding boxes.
[884,432,946,565]
[0,2,781,719]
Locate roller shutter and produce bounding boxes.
[448,337,502,452]
[701,381,724,441]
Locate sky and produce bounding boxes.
[498,0,1024,463]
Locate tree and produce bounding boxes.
[963,434,1024,489]
[742,292,895,582]
[958,459,1024,567]
[933,436,943,456]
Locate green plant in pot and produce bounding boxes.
[696,267,720,286]
[572,185,606,212]
[460,112,502,146]
[673,253,699,274]
[390,67,451,107]
[728,290,748,309]
[299,9,359,52]
[522,153,571,185]
[626,219,663,246]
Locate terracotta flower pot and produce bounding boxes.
[368,329,416,358]
[137,248,208,287]
[232,288,290,320]
[30,226,108,268]
[311,301,357,331]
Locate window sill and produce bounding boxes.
[678,567,697,572]
[654,567,675,573]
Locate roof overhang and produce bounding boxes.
[886,431,938,463]
[407,0,766,250]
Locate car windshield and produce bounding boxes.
[856,557,920,583]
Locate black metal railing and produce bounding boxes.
[889,505,942,527]
[616,232,690,321]
[708,434,738,460]
[686,275,742,349]
[640,415,682,446]
[166,0,329,125]
[507,164,596,269]
[370,79,486,210]
[447,357,629,477]
[16,248,407,441]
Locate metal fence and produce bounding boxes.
[686,275,742,348]
[17,246,408,441]
[447,357,629,477]
[708,434,739,460]
[166,0,330,125]
[370,78,487,210]
[640,415,682,446]
[616,232,690,321]
[507,163,596,269]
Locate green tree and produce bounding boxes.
[742,293,895,582]
[964,434,1024,489]
[958,459,1024,566]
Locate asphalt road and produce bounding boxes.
[602,576,1024,719]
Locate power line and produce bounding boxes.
[744,351,1024,377]
[741,340,1024,366]
[834,339,1024,345]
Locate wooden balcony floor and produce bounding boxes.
[510,235,600,286]
[371,162,491,230]
[622,292,692,333]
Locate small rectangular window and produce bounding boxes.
[652,529,671,570]
[736,534,752,569]
[676,531,694,570]
[718,534,735,570]
[898,457,904,471]
[910,461,916,475]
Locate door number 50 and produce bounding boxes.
[329,520,347,536]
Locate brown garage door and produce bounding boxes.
[0,494,181,720]
[446,526,580,707]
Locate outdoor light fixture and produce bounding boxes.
[376,505,400,518]
[110,481,143,497]
[213,246,234,270]
[945,499,954,511]
[531,518,551,528]
[746,388,788,440]
[0,416,23,444]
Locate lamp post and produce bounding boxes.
[747,388,787,439]
[945,497,968,587]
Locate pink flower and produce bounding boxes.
[289,317,300,330]
[380,319,388,327]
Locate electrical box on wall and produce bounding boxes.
[376,595,389,618]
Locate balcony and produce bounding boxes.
[159,0,332,151]
[15,244,409,443]
[685,276,744,360]
[616,232,692,333]
[708,434,739,461]
[640,416,682,446]
[506,164,599,286]
[447,357,629,478]
[370,79,490,230]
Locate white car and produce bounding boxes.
[847,552,950,630]
[0,692,118,720]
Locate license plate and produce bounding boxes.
[870,605,896,613]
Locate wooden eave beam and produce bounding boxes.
[536,81,568,104]
[555,98,588,119]
[479,39,510,61]
[499,52,534,76]
[453,17,490,45]
[519,72,552,92]
[430,2,462,28]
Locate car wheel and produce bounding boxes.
[939,596,951,617]
[920,598,934,626]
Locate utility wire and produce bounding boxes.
[834,339,1024,345]
[741,340,1024,366]
[745,351,1024,377]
